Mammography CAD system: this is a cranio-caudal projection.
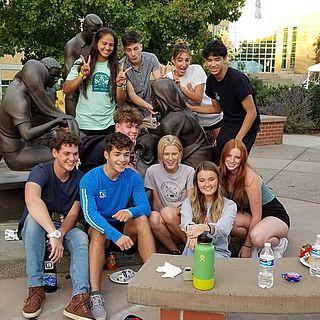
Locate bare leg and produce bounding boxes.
[250,216,289,248]
[149,210,180,252]
[231,211,251,239]
[124,215,155,263]
[88,227,108,292]
[161,207,187,244]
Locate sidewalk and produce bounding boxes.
[1,134,320,319]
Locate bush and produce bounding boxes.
[259,86,315,134]
[308,84,320,125]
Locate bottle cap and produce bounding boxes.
[316,234,320,239]
[197,232,212,244]
[264,242,271,248]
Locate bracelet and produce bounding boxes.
[78,71,86,79]
[243,244,253,248]
[207,223,214,235]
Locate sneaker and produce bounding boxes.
[89,293,106,320]
[251,246,261,258]
[22,286,46,319]
[273,237,288,258]
[63,292,93,320]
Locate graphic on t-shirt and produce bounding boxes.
[92,72,110,92]
[161,181,182,203]
[99,190,107,199]
[214,92,221,101]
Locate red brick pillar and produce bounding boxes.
[160,309,225,320]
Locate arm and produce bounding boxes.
[58,201,81,236]
[80,180,123,244]
[180,83,204,104]
[63,75,84,94]
[180,198,194,231]
[188,98,222,114]
[151,190,162,212]
[126,81,154,112]
[25,182,63,263]
[236,95,257,141]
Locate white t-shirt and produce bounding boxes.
[167,64,222,127]
[144,163,194,208]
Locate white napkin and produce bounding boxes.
[156,261,182,278]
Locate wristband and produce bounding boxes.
[208,223,214,235]
[78,71,86,79]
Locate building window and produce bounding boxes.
[281,27,289,69]
[290,26,298,69]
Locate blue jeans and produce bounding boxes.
[21,214,90,297]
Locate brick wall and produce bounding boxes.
[254,115,287,146]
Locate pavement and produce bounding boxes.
[0,133,320,320]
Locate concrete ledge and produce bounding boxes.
[128,254,320,314]
[260,115,287,123]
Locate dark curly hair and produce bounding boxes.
[202,39,228,59]
[50,132,81,151]
[105,132,133,153]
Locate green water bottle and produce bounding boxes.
[193,232,215,290]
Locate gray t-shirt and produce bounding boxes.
[119,52,160,116]
[144,163,194,208]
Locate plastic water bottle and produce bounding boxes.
[43,240,58,293]
[310,234,320,277]
[193,232,215,290]
[258,242,274,289]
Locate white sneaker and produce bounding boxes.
[89,293,106,320]
[273,237,288,258]
[251,246,261,258]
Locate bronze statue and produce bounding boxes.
[0,58,78,171]
[63,14,103,116]
[137,78,214,169]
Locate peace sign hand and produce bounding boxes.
[116,63,132,87]
[80,55,91,77]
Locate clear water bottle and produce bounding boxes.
[258,242,274,289]
[43,240,58,293]
[310,234,320,277]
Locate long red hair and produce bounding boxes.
[219,139,249,211]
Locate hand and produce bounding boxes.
[238,245,252,258]
[80,55,91,77]
[160,65,168,78]
[186,237,197,250]
[115,235,134,251]
[186,83,194,92]
[116,63,132,87]
[49,237,64,263]
[186,224,208,239]
[112,209,131,222]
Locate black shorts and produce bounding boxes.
[245,197,290,228]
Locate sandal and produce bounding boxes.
[110,269,136,284]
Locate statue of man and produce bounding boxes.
[63,14,103,116]
[0,58,78,171]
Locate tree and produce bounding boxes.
[314,34,320,63]
[0,0,245,64]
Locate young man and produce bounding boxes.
[18,133,93,319]
[202,40,260,164]
[119,31,161,125]
[80,132,155,320]
[79,106,143,173]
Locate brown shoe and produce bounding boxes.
[22,286,46,318]
[63,292,94,320]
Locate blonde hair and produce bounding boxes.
[190,161,225,224]
[157,135,183,164]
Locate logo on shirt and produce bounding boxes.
[92,72,110,92]
[99,190,107,199]
[160,181,182,203]
[214,92,220,101]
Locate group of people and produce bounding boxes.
[17,14,291,320]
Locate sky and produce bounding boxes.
[230,0,320,45]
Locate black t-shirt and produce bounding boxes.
[18,162,83,236]
[206,67,260,128]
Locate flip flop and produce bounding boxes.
[110,269,136,284]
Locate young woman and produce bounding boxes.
[167,40,223,138]
[64,27,126,136]
[145,135,195,254]
[180,161,237,258]
[220,139,290,258]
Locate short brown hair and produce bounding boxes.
[105,132,133,153]
[113,106,143,126]
[50,132,81,151]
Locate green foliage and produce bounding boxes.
[257,85,315,134]
[0,0,245,64]
[314,34,320,63]
[308,84,320,125]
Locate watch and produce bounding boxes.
[47,230,62,239]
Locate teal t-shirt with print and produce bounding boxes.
[67,60,115,130]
